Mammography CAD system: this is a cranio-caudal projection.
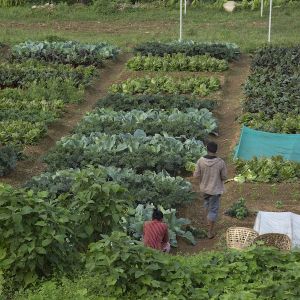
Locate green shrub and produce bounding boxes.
[0,145,18,176]
[225,197,249,219]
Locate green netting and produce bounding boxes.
[235,126,300,162]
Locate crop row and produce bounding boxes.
[127,53,228,72]
[241,46,300,133]
[109,75,220,96]
[74,108,217,139]
[12,41,120,66]
[134,41,240,61]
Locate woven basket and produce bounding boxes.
[254,233,291,251]
[226,227,259,250]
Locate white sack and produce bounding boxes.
[254,211,300,248]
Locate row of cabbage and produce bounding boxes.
[236,46,300,182]
[0,41,230,295]
[0,41,119,176]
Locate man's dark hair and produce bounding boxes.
[152,208,163,221]
[207,141,218,153]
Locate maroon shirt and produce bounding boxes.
[143,220,169,250]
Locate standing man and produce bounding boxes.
[193,141,227,239]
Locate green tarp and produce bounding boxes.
[235,126,300,162]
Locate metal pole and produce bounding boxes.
[260,0,263,17]
[179,0,183,41]
[184,0,187,15]
[268,0,272,42]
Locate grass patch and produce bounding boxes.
[0,3,299,51]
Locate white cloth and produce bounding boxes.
[254,211,300,248]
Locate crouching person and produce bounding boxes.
[193,141,227,239]
[143,208,170,252]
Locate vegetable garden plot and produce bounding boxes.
[241,46,300,134]
[109,75,220,96]
[74,108,218,139]
[25,166,195,209]
[134,41,240,61]
[12,41,120,66]
[127,53,228,72]
[44,130,206,174]
[97,93,217,111]
[0,61,96,88]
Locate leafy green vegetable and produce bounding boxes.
[240,112,300,134]
[225,198,249,220]
[44,130,206,174]
[74,108,218,139]
[127,53,228,72]
[12,41,120,66]
[109,75,220,96]
[235,156,300,183]
[134,41,240,61]
[25,166,195,208]
[97,93,217,111]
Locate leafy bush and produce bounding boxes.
[0,172,131,289]
[44,130,206,174]
[225,198,249,220]
[240,112,300,134]
[0,61,95,88]
[0,184,78,288]
[127,53,228,72]
[16,233,300,299]
[109,75,220,96]
[97,93,217,111]
[134,41,240,61]
[74,108,218,139]
[125,203,196,247]
[0,145,18,176]
[235,156,300,183]
[12,41,119,66]
[25,166,195,209]
[0,120,46,145]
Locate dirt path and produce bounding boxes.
[176,55,252,254]
[1,53,130,187]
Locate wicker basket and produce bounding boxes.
[226,227,259,250]
[254,233,291,251]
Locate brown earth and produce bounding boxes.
[175,55,300,254]
[0,53,131,187]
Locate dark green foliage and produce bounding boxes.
[12,41,119,66]
[25,166,195,208]
[225,197,249,219]
[240,112,300,134]
[134,41,240,61]
[97,93,217,111]
[235,156,300,183]
[0,61,95,88]
[0,145,18,176]
[16,232,300,299]
[0,170,131,289]
[43,131,206,175]
[74,108,218,139]
[242,46,300,133]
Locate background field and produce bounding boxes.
[0,3,299,50]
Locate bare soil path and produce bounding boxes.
[1,53,130,187]
[176,55,252,253]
